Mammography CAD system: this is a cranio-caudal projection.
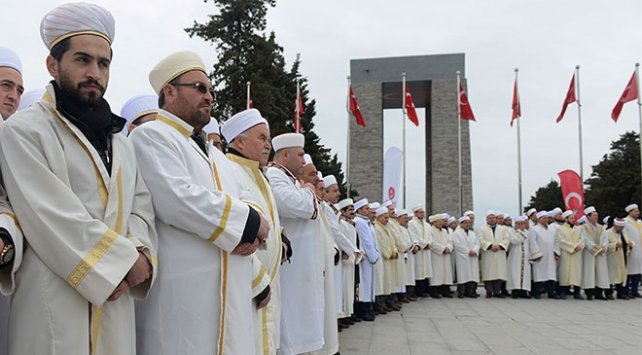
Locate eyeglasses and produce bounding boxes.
[172,82,215,98]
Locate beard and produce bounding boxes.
[57,69,106,108]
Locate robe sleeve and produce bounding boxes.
[478,227,493,251]
[529,229,543,260]
[498,228,510,250]
[0,122,139,306]
[430,230,446,255]
[324,206,356,258]
[251,254,271,298]
[508,229,523,245]
[0,183,23,296]
[472,232,481,254]
[582,228,600,255]
[356,219,379,264]
[131,127,250,253]
[266,168,316,220]
[375,227,393,259]
[451,232,469,258]
[557,228,576,254]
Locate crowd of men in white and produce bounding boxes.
[0,3,641,355]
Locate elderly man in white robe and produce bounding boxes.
[0,46,25,355]
[428,214,454,298]
[353,199,379,322]
[452,216,480,298]
[477,211,510,298]
[507,216,532,298]
[132,51,269,355]
[530,211,560,299]
[394,209,415,303]
[1,4,158,354]
[580,206,611,300]
[384,203,410,305]
[337,199,360,324]
[623,204,642,298]
[408,205,432,298]
[606,218,633,299]
[266,133,326,355]
[222,109,286,355]
[556,210,585,300]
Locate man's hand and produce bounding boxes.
[616,241,622,249]
[554,254,560,261]
[491,244,500,252]
[341,251,349,260]
[257,289,272,309]
[424,244,432,250]
[108,280,129,301]
[232,240,259,256]
[574,244,582,253]
[468,250,476,257]
[443,248,450,255]
[257,214,270,244]
[126,252,152,288]
[412,245,419,254]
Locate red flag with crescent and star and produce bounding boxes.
[348,85,366,127]
[404,83,420,126]
[611,71,638,122]
[556,74,576,123]
[558,169,585,220]
[510,77,520,126]
[459,82,476,121]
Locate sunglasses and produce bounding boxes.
[172,82,215,98]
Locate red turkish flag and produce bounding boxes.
[293,82,304,133]
[611,71,638,122]
[459,82,476,121]
[348,86,366,127]
[556,74,576,123]
[404,83,419,126]
[558,169,585,220]
[510,78,520,126]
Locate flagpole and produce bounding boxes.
[402,72,407,208]
[636,62,641,204]
[456,71,463,217]
[576,65,584,182]
[515,68,523,214]
[246,81,251,109]
[346,76,352,198]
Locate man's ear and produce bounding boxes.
[46,55,58,79]
[162,84,177,105]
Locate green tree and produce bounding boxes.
[584,131,641,219]
[186,0,349,195]
[524,180,563,213]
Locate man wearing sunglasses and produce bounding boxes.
[131,50,270,355]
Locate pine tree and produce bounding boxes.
[524,180,563,213]
[186,0,349,196]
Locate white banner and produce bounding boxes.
[382,146,403,205]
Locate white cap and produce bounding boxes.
[272,133,304,152]
[303,154,313,166]
[397,209,408,216]
[486,210,496,217]
[0,47,22,74]
[503,213,510,219]
[562,210,574,219]
[40,2,115,50]
[577,216,587,224]
[536,211,549,219]
[18,88,45,111]
[382,200,393,208]
[448,217,456,225]
[458,216,470,223]
[551,207,563,215]
[614,218,627,227]
[120,94,158,133]
[514,215,528,223]
[322,175,337,187]
[464,210,474,217]
[440,213,449,220]
[149,50,206,94]
[316,171,323,180]
[526,208,537,216]
[203,119,220,135]
[412,204,424,212]
[337,198,354,210]
[584,206,596,215]
[625,203,638,212]
[369,202,380,209]
[221,108,268,142]
[354,198,369,210]
[428,215,440,223]
[496,211,503,217]
[375,206,388,217]
[602,216,610,225]
[546,210,558,218]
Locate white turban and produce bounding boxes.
[562,210,574,219]
[513,215,528,223]
[337,198,354,210]
[322,175,337,187]
[40,2,115,50]
[221,108,268,142]
[577,216,587,224]
[428,215,440,223]
[272,133,304,152]
[614,218,627,227]
[397,209,408,216]
[458,216,470,223]
[149,51,206,94]
[602,216,610,225]
[120,94,158,134]
[354,198,368,210]
[447,217,456,225]
[369,202,380,210]
[486,210,496,217]
[536,211,548,219]
[0,47,22,74]
[550,207,563,216]
[316,172,323,180]
[375,207,388,218]
[18,89,45,111]
[203,119,220,135]
[303,154,313,166]
[584,206,596,215]
[625,203,638,212]
[412,204,424,213]
[464,210,474,217]
[526,208,537,216]
[382,200,393,208]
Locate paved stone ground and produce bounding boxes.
[338,293,642,354]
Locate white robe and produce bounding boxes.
[131,111,255,355]
[530,224,559,282]
[429,226,453,286]
[338,218,357,316]
[606,228,630,285]
[266,166,324,355]
[0,85,157,355]
[408,218,432,280]
[226,153,283,355]
[452,227,480,284]
[624,216,642,275]
[580,223,610,289]
[354,215,379,302]
[389,220,410,291]
[477,225,509,281]
[398,225,416,286]
[556,223,584,287]
[506,228,531,291]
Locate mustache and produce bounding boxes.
[78,79,105,92]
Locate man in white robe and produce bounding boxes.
[119,94,157,136]
[1,4,158,354]
[337,199,359,323]
[132,51,269,355]
[407,205,432,298]
[556,211,585,300]
[580,206,610,300]
[391,209,414,303]
[477,211,510,298]
[506,216,532,298]
[428,214,454,298]
[451,216,480,298]
[530,211,560,299]
[527,208,538,228]
[353,199,378,321]
[222,109,285,355]
[606,218,633,299]
[624,204,642,298]
[266,134,325,355]
[0,46,25,355]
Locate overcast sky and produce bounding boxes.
[3,0,641,217]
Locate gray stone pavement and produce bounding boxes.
[338,293,642,355]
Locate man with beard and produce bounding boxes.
[132,51,269,355]
[506,216,533,298]
[0,4,158,354]
[337,198,360,324]
[624,204,642,298]
[556,211,584,300]
[581,206,610,300]
[477,211,510,298]
[451,216,480,298]
[530,211,559,299]
[353,198,379,321]
[397,210,418,301]
[606,218,632,299]
[428,214,454,298]
[408,205,432,298]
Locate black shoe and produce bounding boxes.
[351,314,362,322]
[442,293,453,298]
[574,294,585,300]
[511,293,519,299]
[586,295,594,300]
[595,294,606,300]
[431,293,442,299]
[362,313,375,321]
[548,294,559,299]
[617,294,630,300]
[457,293,465,298]
[486,293,493,298]
[533,294,541,299]
[559,293,567,300]
[631,292,641,298]
[494,293,505,299]
[605,294,615,300]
